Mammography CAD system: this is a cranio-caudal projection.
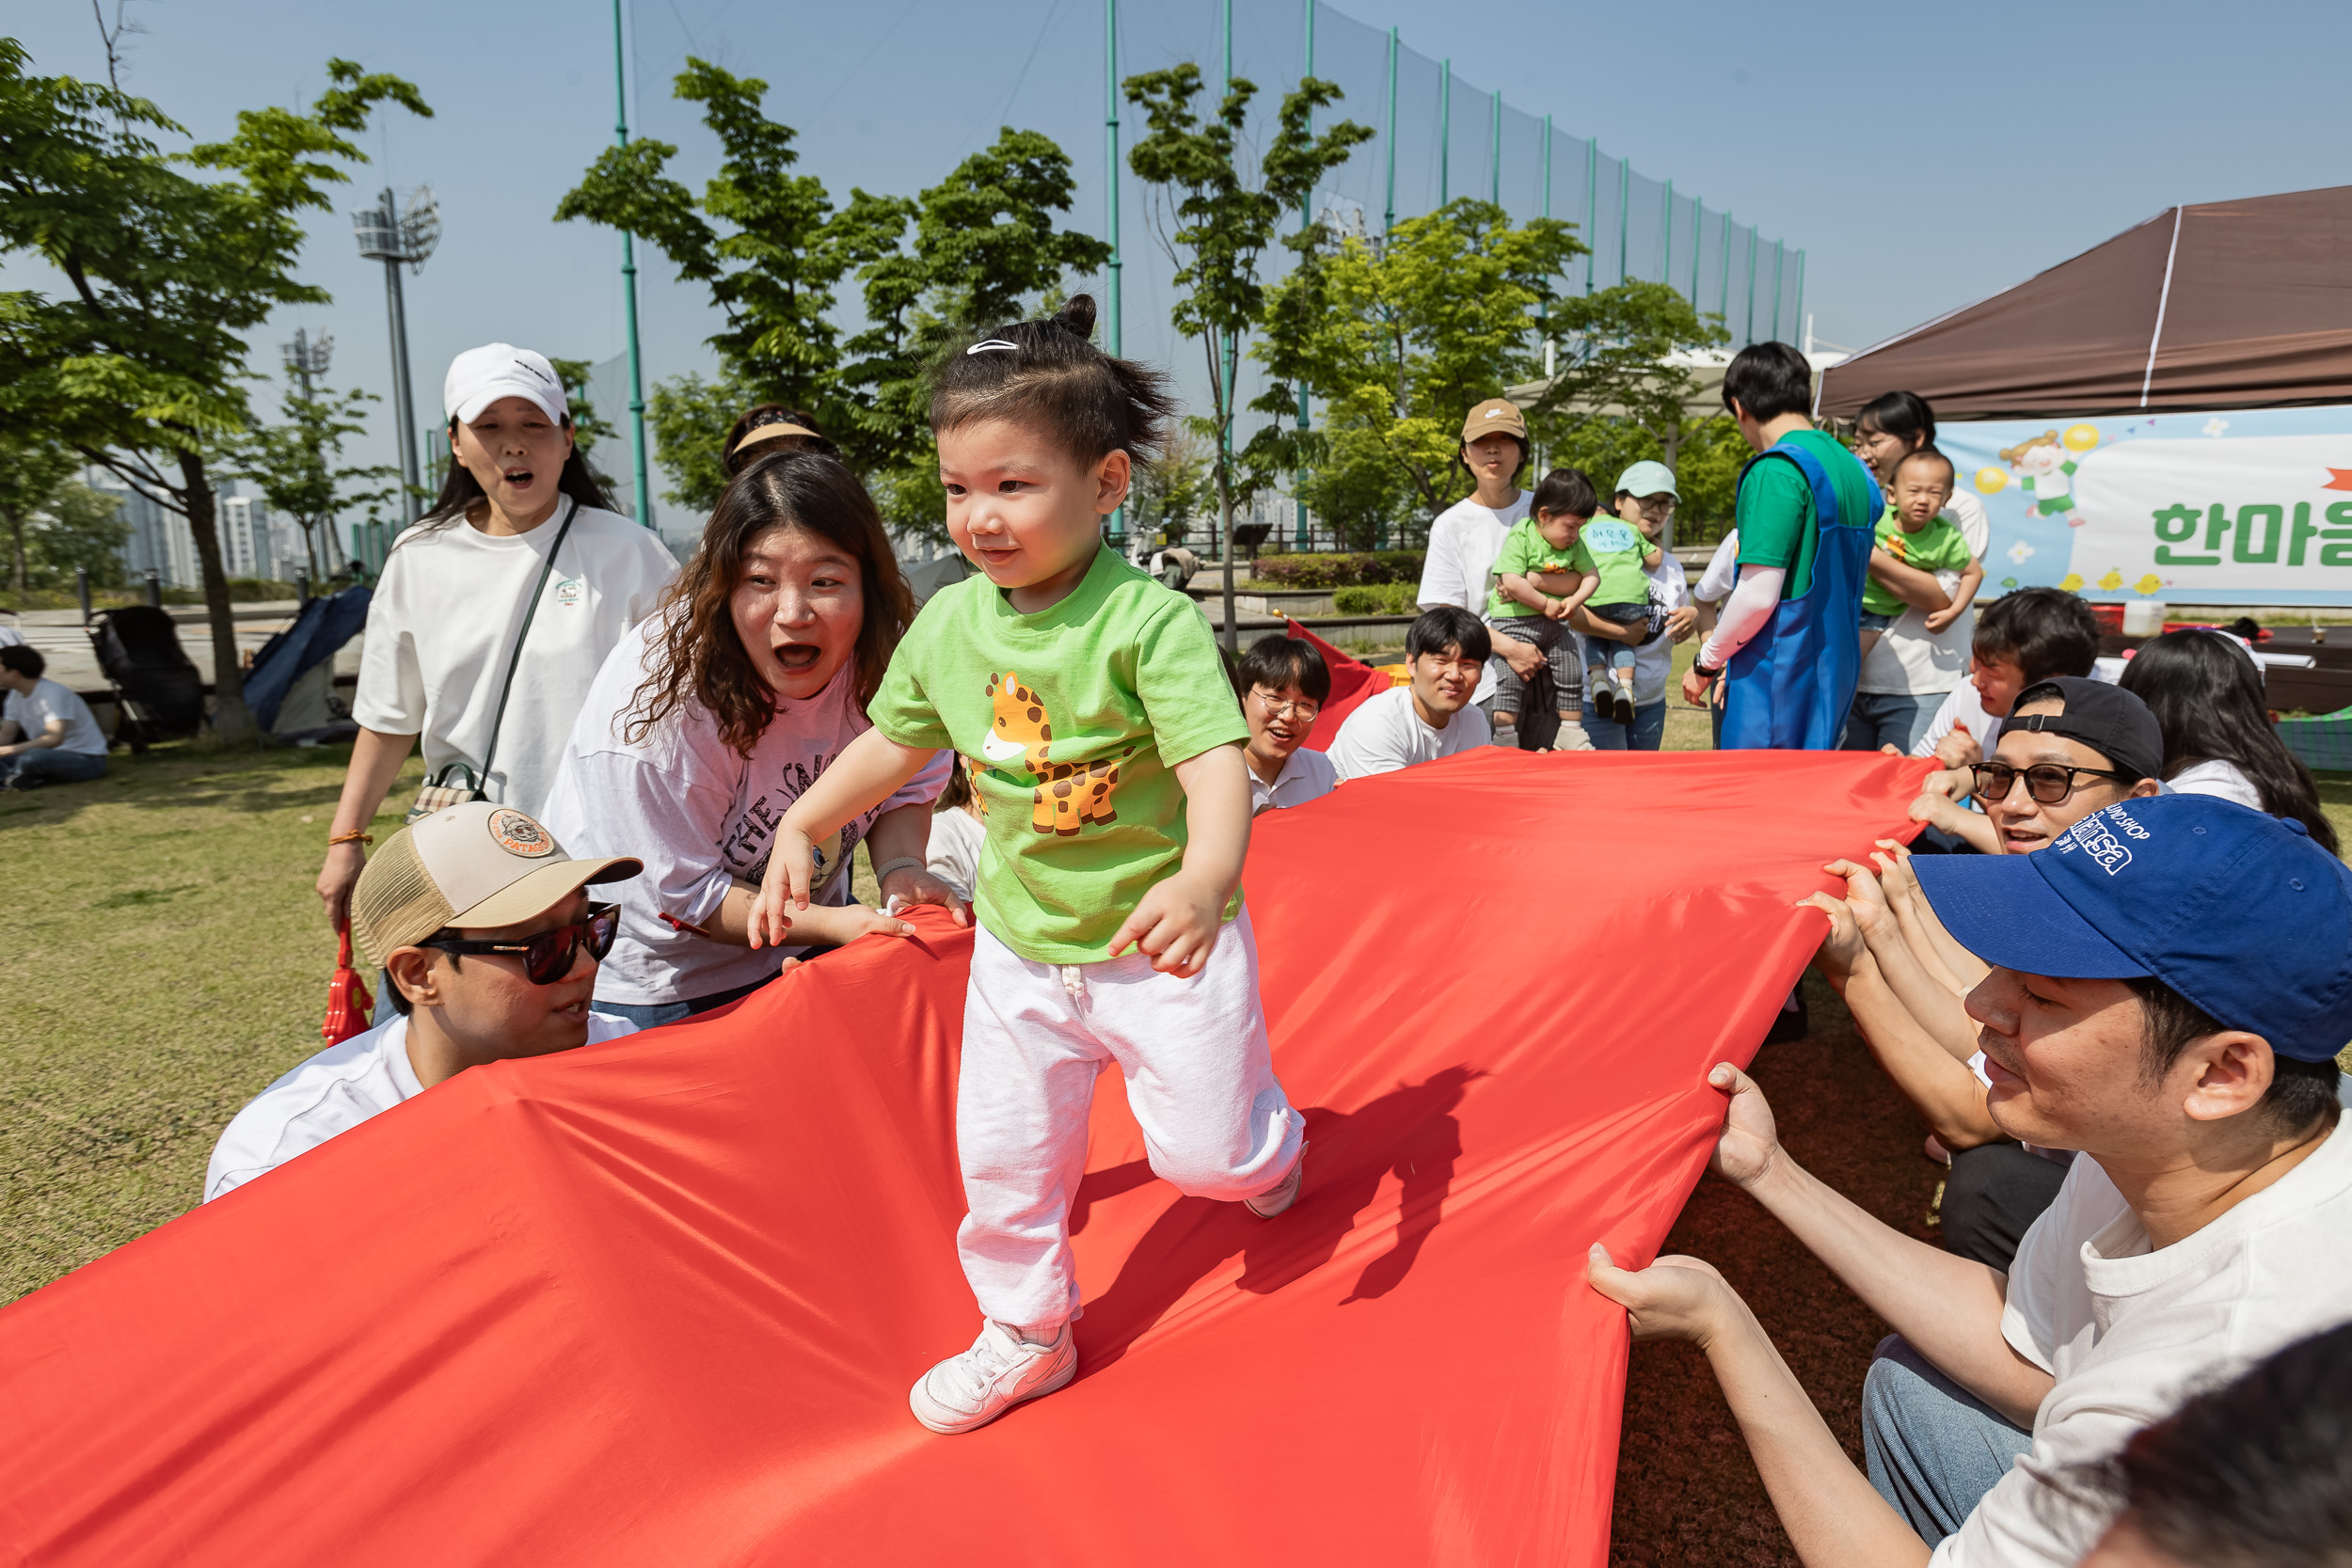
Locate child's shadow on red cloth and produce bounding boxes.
[1072,1066,1478,1377]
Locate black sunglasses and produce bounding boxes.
[1969,763,2134,806]
[420,903,619,985]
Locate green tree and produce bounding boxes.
[1126,423,1211,546]
[1124,64,1373,644]
[221,381,399,579]
[0,46,428,740]
[26,479,133,588]
[1526,279,1732,535]
[1254,198,1584,547]
[548,355,622,498]
[0,431,79,593]
[557,62,1106,537]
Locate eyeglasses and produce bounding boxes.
[420,902,619,985]
[1249,689,1321,722]
[1969,764,2134,806]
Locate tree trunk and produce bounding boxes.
[1219,464,1236,654]
[4,507,25,594]
[177,449,258,744]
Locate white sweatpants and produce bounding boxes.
[956,907,1304,1332]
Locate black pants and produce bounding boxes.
[1941,1142,2072,1271]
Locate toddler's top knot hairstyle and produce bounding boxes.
[930,293,1175,471]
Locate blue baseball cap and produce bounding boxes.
[1911,794,2352,1062]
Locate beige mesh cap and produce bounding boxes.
[348,803,642,969]
[1461,398,1528,444]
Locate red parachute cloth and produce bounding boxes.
[0,748,1928,1567]
[1283,616,1389,750]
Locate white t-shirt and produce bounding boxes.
[1695,532,1741,603]
[1327,686,1492,781]
[1914,680,2000,760]
[4,676,107,755]
[537,620,950,1006]
[355,503,677,818]
[1934,1117,2352,1567]
[926,806,986,904]
[1248,745,1339,815]
[1417,492,1532,705]
[1858,496,1990,698]
[1608,552,1694,709]
[2166,758,2265,810]
[204,1010,641,1200]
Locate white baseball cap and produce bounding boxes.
[349,801,640,968]
[443,342,569,426]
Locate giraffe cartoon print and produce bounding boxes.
[981,671,1131,836]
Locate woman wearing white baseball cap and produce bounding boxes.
[316,343,679,931]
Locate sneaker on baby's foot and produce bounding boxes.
[1246,1146,1307,1218]
[908,1318,1077,1434]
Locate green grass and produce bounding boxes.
[0,741,423,1302]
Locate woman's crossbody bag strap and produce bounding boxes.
[406,498,579,822]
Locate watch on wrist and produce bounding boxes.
[1692,657,1725,681]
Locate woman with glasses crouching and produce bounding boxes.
[1230,635,1338,816]
[206,804,644,1201]
[1801,677,2167,1272]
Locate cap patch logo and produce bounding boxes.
[488,809,556,858]
[2061,816,2134,875]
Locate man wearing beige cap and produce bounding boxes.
[207,804,646,1201]
[1414,399,1592,750]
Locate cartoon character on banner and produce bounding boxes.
[1992,426,2100,527]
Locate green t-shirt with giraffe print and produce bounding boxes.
[869,545,1248,962]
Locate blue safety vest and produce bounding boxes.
[1720,439,1882,751]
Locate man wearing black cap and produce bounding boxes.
[1588,794,2352,1568]
[1908,676,2164,855]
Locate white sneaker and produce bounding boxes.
[908,1318,1076,1434]
[1246,1146,1307,1218]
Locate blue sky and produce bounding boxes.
[6,0,2349,524]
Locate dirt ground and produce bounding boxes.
[1608,973,1944,1565]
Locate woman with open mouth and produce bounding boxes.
[318,343,680,934]
[537,451,962,1025]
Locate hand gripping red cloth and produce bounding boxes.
[0,748,1928,1566]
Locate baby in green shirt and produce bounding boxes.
[1860,446,1983,657]
[1486,467,1604,740]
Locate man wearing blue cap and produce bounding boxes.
[1587,794,2352,1568]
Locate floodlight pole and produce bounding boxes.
[1745,227,1759,345]
[1105,0,1124,546]
[1691,199,1704,304]
[612,0,653,530]
[1583,139,1597,293]
[372,188,423,529]
[1438,61,1450,204]
[1793,249,1806,352]
[1661,178,1673,291]
[1488,88,1500,204]
[1719,210,1732,327]
[1771,239,1785,341]
[1382,28,1397,238]
[1616,155,1629,285]
[1294,0,1313,550]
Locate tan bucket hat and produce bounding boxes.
[1461,398,1529,444]
[350,802,642,969]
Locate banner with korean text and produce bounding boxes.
[1941,405,2352,606]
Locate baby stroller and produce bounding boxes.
[87,605,206,752]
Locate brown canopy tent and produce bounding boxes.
[1818,184,2352,420]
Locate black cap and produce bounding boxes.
[2007,676,2164,784]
